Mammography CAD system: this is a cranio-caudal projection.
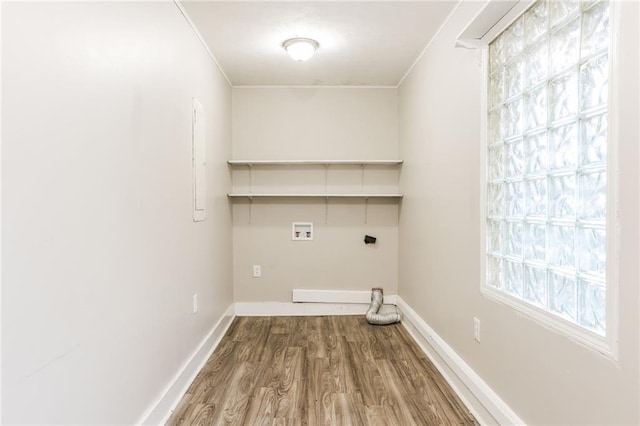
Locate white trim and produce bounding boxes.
[232,85,397,89]
[292,289,397,305]
[137,305,235,426]
[481,288,613,357]
[456,0,535,48]
[397,0,464,87]
[396,297,525,426]
[227,193,403,199]
[0,3,4,423]
[0,1,3,420]
[479,0,535,45]
[479,44,489,323]
[603,0,621,361]
[173,0,232,87]
[228,160,403,166]
[234,301,398,317]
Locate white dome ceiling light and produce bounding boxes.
[282,37,319,62]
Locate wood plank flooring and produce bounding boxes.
[166,316,477,425]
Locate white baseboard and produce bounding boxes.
[235,301,399,316]
[237,289,398,316]
[292,289,397,305]
[137,304,235,426]
[396,297,524,426]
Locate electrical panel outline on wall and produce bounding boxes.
[192,98,206,222]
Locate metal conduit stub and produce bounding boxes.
[365,287,402,325]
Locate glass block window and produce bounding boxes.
[486,0,609,335]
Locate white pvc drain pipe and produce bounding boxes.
[365,287,402,325]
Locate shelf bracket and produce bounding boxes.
[364,196,369,224]
[324,164,329,194]
[325,196,329,224]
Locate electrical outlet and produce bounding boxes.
[193,294,199,314]
[474,317,481,342]
[253,265,261,278]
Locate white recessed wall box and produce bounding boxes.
[292,222,313,241]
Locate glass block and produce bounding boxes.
[524,0,548,47]
[549,71,578,123]
[581,0,610,57]
[489,35,504,73]
[525,132,548,173]
[524,85,547,131]
[579,170,607,220]
[524,266,547,307]
[549,174,576,218]
[580,53,608,112]
[525,177,547,217]
[550,122,578,170]
[488,144,504,181]
[577,226,606,278]
[549,225,576,268]
[488,108,503,144]
[581,0,603,10]
[503,98,523,139]
[504,261,524,297]
[505,62,524,99]
[502,16,524,59]
[577,280,606,335]
[580,113,607,166]
[549,272,577,320]
[484,0,611,334]
[550,0,580,28]
[506,140,524,178]
[489,70,505,108]
[488,183,505,217]
[525,41,549,87]
[487,255,504,289]
[505,181,525,218]
[487,220,504,254]
[524,222,546,262]
[549,18,580,75]
[506,221,524,258]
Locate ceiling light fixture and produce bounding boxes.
[282,37,319,62]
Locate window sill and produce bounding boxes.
[481,286,617,360]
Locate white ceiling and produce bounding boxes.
[180,1,458,87]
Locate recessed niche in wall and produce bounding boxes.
[292,222,313,241]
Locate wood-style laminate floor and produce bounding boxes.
[166,316,477,425]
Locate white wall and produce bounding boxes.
[232,88,399,302]
[232,88,398,160]
[1,2,232,424]
[398,1,639,424]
